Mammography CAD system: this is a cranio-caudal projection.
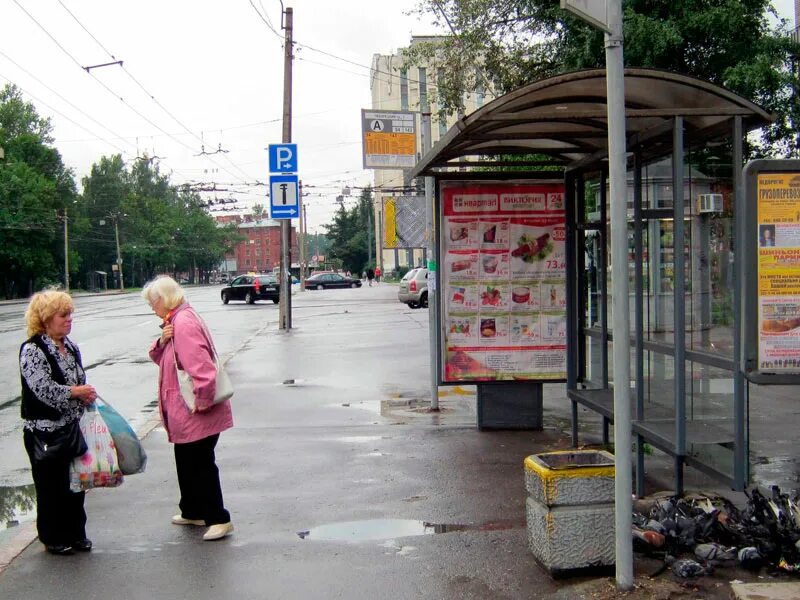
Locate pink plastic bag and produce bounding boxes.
[69,405,124,492]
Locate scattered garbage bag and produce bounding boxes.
[96,396,147,475]
[632,486,800,578]
[671,558,705,578]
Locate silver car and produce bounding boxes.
[398,268,428,308]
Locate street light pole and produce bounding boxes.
[114,215,124,291]
[63,209,70,292]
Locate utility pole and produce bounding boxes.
[114,215,125,291]
[63,209,70,292]
[278,6,294,329]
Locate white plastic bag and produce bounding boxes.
[69,405,124,492]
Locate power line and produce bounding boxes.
[51,0,256,185]
[12,0,252,186]
[0,72,130,155]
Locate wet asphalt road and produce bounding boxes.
[0,286,287,492]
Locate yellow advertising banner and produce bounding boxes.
[383,198,397,249]
[756,173,800,370]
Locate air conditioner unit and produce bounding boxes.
[696,193,723,214]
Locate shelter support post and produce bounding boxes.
[672,117,686,495]
[732,116,747,490]
[633,150,645,497]
[566,171,579,447]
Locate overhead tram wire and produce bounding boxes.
[53,0,257,185]
[0,48,138,155]
[0,72,129,155]
[12,0,248,186]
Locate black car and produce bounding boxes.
[221,274,280,304]
[305,272,362,290]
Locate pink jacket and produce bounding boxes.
[148,302,233,444]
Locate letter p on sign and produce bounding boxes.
[269,143,298,173]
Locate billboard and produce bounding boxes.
[742,160,800,383]
[438,181,567,382]
[362,109,416,170]
[383,195,426,249]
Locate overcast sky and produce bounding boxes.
[0,1,796,233]
[0,0,439,232]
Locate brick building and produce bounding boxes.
[220,216,298,274]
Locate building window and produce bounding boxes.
[245,259,250,267]
[418,67,427,109]
[475,71,485,108]
[255,248,260,256]
[400,68,408,110]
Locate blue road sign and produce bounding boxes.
[269,143,298,173]
[269,174,299,219]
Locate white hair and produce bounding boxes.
[141,275,185,310]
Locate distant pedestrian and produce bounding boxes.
[367,268,374,286]
[362,271,367,280]
[20,290,97,555]
[374,265,382,283]
[142,276,234,541]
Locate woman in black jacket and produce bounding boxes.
[20,291,96,555]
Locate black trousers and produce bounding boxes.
[174,434,230,526]
[24,430,87,547]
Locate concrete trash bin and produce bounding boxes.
[524,449,615,578]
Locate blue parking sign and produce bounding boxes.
[269,174,299,219]
[269,143,298,173]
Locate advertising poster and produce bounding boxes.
[757,173,800,372]
[441,182,566,382]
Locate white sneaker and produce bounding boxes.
[172,515,205,526]
[203,522,234,541]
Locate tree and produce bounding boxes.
[324,188,374,273]
[76,155,242,288]
[0,84,77,297]
[409,0,800,157]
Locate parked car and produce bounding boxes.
[398,268,428,308]
[305,272,362,290]
[221,273,280,304]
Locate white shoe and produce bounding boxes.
[172,515,205,526]
[203,522,234,541]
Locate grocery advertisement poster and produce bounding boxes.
[757,173,800,372]
[440,181,566,382]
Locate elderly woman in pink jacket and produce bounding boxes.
[142,276,234,541]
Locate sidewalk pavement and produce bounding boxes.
[1,292,799,599]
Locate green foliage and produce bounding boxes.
[0,84,76,298]
[75,155,242,288]
[324,188,374,274]
[410,0,800,157]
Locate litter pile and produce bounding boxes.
[632,486,800,578]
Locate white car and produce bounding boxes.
[398,268,428,308]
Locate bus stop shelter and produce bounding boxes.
[410,68,774,493]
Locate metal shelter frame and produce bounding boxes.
[411,68,774,493]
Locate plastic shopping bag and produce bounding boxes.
[96,397,147,475]
[69,405,124,492]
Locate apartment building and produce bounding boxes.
[369,36,493,272]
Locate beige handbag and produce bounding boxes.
[172,316,233,411]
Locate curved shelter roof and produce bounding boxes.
[410,68,774,178]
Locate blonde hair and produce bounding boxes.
[25,291,74,338]
[141,275,185,310]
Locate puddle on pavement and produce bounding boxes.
[0,483,36,533]
[297,518,523,541]
[335,436,385,443]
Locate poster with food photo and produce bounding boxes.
[509,283,541,311]
[480,219,510,247]
[440,181,567,382]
